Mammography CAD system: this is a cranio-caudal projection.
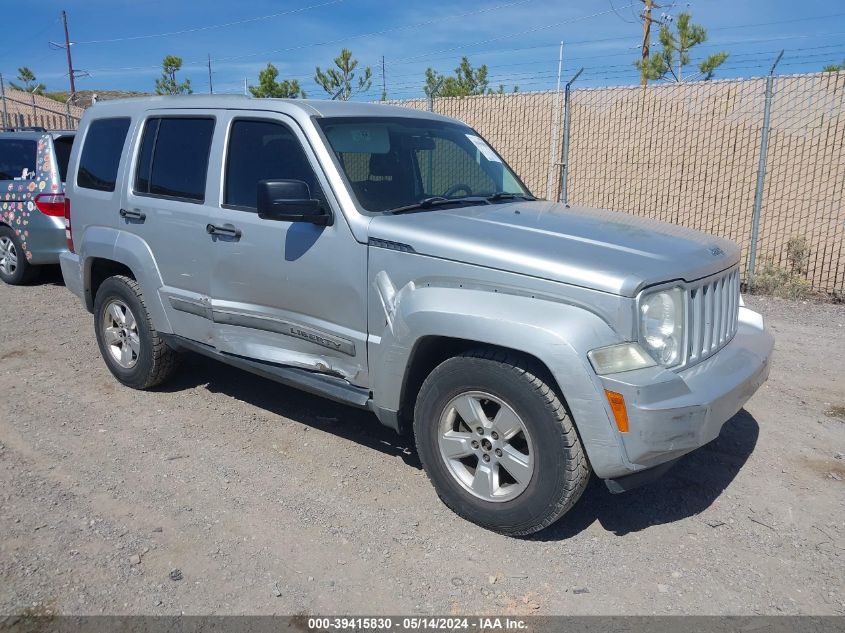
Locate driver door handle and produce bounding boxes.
[206,223,242,240]
[119,208,146,222]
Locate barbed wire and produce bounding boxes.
[175,38,845,103]
[376,45,845,91]
[375,48,845,98]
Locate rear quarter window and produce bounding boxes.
[0,139,37,181]
[53,136,74,183]
[77,118,131,192]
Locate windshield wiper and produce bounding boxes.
[485,192,537,202]
[386,196,489,215]
[386,192,536,215]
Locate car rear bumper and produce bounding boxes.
[11,213,65,265]
[59,251,85,303]
[597,306,773,478]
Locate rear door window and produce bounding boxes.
[135,117,215,202]
[77,118,131,192]
[0,139,37,181]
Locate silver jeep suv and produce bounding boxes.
[60,97,773,535]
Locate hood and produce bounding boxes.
[368,201,740,296]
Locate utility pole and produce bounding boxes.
[381,55,386,101]
[243,77,248,96]
[62,10,76,95]
[52,10,88,101]
[639,0,660,86]
[207,54,213,94]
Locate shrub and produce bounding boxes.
[751,236,815,300]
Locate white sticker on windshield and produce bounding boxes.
[465,134,501,163]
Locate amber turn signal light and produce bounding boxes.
[605,390,629,433]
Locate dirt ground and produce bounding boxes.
[1,268,843,616]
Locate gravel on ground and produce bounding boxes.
[1,269,843,615]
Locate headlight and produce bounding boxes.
[588,343,656,375]
[639,287,685,367]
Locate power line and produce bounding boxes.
[383,10,845,67]
[74,6,845,89]
[82,0,534,73]
[42,6,845,98]
[211,0,534,64]
[608,0,638,24]
[380,5,637,65]
[0,17,60,59]
[73,0,346,45]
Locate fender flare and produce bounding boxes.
[79,225,173,333]
[370,282,631,478]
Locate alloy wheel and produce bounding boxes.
[102,299,141,369]
[0,237,17,276]
[437,390,534,502]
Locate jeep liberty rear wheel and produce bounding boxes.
[414,349,590,536]
[94,275,179,389]
[0,225,39,285]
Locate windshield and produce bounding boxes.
[317,116,530,213]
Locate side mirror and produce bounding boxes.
[257,179,331,225]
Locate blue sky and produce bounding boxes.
[1,0,844,99]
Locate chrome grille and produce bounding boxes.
[686,267,740,366]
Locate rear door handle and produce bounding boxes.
[206,223,242,239]
[119,208,146,222]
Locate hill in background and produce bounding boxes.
[45,90,151,108]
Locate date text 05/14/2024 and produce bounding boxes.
[307,617,529,631]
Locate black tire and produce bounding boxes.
[93,275,179,389]
[0,225,40,285]
[414,349,590,536]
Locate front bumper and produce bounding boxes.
[598,306,773,475]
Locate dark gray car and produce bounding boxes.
[0,129,74,284]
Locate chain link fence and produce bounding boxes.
[387,71,845,295]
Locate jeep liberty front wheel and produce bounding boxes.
[94,275,179,389]
[414,349,590,536]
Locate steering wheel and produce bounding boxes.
[443,183,472,198]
